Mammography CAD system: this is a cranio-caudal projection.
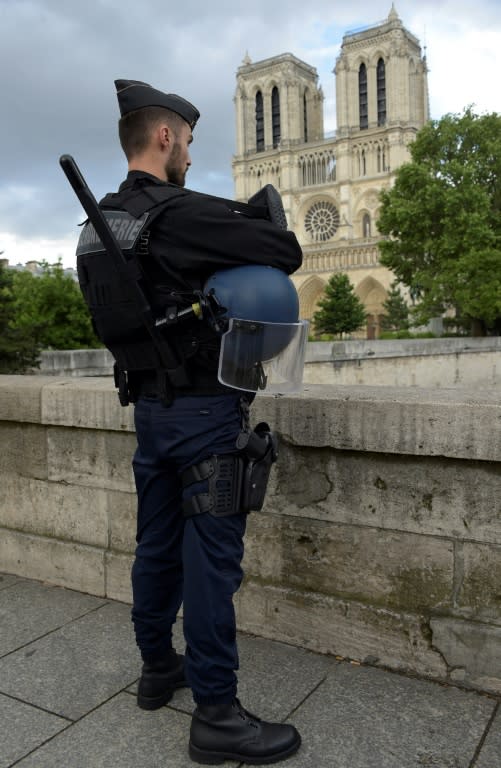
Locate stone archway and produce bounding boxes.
[297,275,327,321]
[355,276,387,339]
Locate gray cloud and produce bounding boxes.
[1,0,500,246]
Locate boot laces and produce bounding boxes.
[234,698,260,728]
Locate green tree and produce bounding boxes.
[381,281,410,331]
[0,263,40,373]
[377,107,501,335]
[312,272,367,338]
[10,261,101,350]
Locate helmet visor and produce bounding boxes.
[218,318,309,394]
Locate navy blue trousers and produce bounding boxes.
[131,392,247,706]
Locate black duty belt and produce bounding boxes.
[134,374,229,400]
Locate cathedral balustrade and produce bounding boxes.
[238,135,337,160]
[1,375,499,695]
[300,242,381,273]
[298,147,337,187]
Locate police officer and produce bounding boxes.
[96,79,302,764]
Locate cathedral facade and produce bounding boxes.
[232,6,429,336]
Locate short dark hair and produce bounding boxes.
[118,106,185,159]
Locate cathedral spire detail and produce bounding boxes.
[388,4,399,22]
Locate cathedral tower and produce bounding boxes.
[233,52,324,202]
[232,7,429,336]
[335,4,429,180]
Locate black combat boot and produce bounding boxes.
[137,650,188,710]
[189,697,301,765]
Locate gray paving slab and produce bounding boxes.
[0,578,105,656]
[236,633,335,720]
[283,662,496,768]
[2,575,499,768]
[475,704,501,768]
[0,692,68,768]
[0,572,22,591]
[0,601,139,720]
[14,692,239,768]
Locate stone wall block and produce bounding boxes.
[107,490,137,554]
[105,552,134,604]
[41,378,134,432]
[235,580,447,679]
[454,543,501,626]
[303,351,500,389]
[253,386,501,462]
[430,617,501,695]
[0,528,105,595]
[38,348,114,377]
[268,444,501,544]
[0,423,47,479]
[47,426,136,493]
[243,513,454,612]
[0,375,51,423]
[0,474,108,548]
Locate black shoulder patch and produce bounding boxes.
[76,211,149,256]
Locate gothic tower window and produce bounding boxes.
[255,91,264,151]
[359,63,368,130]
[377,58,386,126]
[272,86,281,148]
[363,213,371,237]
[303,91,308,142]
[328,156,336,181]
[361,149,367,176]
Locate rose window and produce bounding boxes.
[304,201,340,242]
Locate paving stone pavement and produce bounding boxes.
[0,573,499,768]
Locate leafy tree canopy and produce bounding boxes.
[0,262,41,373]
[312,272,367,338]
[377,107,501,335]
[0,260,101,372]
[10,260,101,351]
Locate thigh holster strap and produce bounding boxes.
[181,455,244,519]
[182,459,215,486]
[184,492,213,516]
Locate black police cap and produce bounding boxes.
[115,79,200,129]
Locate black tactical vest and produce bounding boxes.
[76,183,196,405]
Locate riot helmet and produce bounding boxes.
[203,265,308,394]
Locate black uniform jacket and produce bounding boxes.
[117,171,303,394]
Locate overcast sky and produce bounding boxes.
[1,0,501,268]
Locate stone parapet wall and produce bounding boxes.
[37,348,115,377]
[304,351,500,388]
[1,376,500,694]
[304,337,501,388]
[36,339,501,389]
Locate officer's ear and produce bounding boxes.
[157,122,173,150]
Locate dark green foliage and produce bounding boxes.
[312,272,367,337]
[0,260,101,373]
[0,263,41,373]
[381,281,409,331]
[377,108,501,335]
[379,330,436,340]
[10,261,101,351]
